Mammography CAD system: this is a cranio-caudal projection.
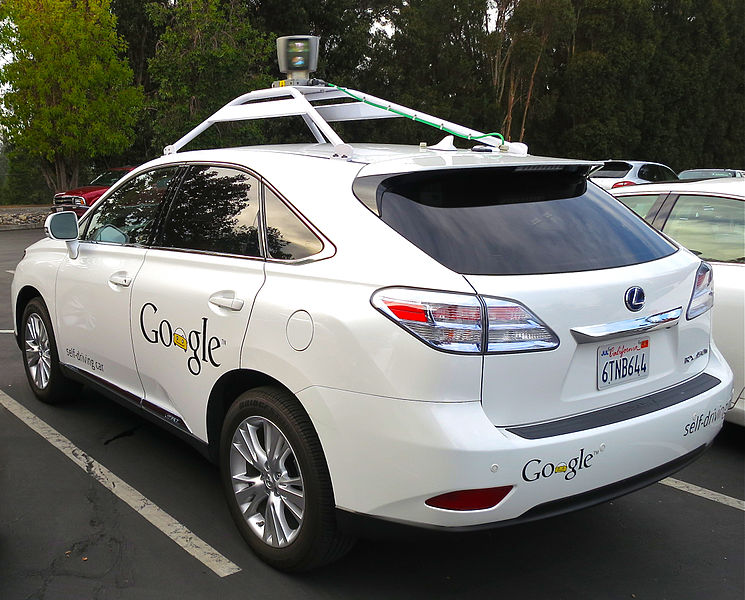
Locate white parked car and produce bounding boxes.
[11,80,734,571]
[612,178,744,425]
[591,160,678,190]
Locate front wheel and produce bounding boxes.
[220,386,354,571]
[21,297,78,404]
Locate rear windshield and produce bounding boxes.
[592,162,632,178]
[353,167,676,275]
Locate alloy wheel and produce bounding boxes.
[25,313,51,390]
[229,416,305,548]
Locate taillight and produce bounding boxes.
[372,288,483,353]
[687,262,714,320]
[611,181,636,189]
[371,288,558,354]
[426,486,513,511]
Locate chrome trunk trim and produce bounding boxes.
[570,307,682,343]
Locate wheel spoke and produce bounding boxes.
[272,495,294,545]
[262,421,275,467]
[263,500,278,543]
[278,490,304,520]
[240,486,268,519]
[234,423,267,471]
[269,435,289,472]
[245,422,269,468]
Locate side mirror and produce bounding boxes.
[44,211,80,259]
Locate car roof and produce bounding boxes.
[600,160,670,167]
[140,143,598,178]
[611,177,745,197]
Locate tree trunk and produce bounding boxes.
[502,71,517,140]
[40,156,80,192]
[519,40,546,142]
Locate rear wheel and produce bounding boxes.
[220,386,354,571]
[21,298,78,404]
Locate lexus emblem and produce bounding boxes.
[624,286,645,312]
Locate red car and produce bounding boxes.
[52,167,134,217]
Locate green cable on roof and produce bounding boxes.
[328,84,505,145]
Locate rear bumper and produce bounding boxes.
[336,442,710,537]
[300,345,733,528]
[725,389,744,426]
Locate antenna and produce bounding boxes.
[273,35,320,88]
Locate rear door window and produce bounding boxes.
[662,194,744,263]
[617,194,661,222]
[657,165,678,182]
[638,165,656,182]
[159,165,261,257]
[355,168,676,275]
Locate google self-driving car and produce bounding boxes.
[11,36,734,571]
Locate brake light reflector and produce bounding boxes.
[611,180,636,189]
[426,486,513,511]
[687,261,714,320]
[384,301,429,323]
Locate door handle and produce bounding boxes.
[109,273,132,287]
[209,291,244,311]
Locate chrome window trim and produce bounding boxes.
[145,244,266,264]
[570,307,682,344]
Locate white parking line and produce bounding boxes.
[660,477,745,511]
[0,390,242,578]
[0,330,13,334]
[5,269,14,274]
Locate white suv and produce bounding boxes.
[590,160,679,190]
[11,82,734,571]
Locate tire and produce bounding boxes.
[20,297,79,404]
[220,386,355,571]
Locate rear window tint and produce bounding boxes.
[592,162,632,178]
[354,168,676,275]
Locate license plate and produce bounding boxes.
[597,338,649,389]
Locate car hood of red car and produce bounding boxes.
[55,185,108,199]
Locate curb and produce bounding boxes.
[0,224,45,232]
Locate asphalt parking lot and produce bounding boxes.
[1,228,743,599]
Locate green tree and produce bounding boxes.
[504,0,574,141]
[147,0,274,154]
[0,142,53,205]
[0,0,143,192]
[642,0,745,169]
[360,0,495,144]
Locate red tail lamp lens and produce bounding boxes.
[425,486,513,511]
[383,300,429,323]
[611,180,636,189]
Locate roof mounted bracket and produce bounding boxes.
[331,143,354,160]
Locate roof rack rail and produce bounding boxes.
[163,83,528,157]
